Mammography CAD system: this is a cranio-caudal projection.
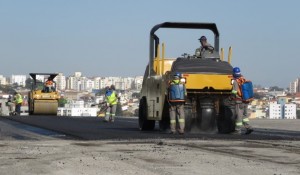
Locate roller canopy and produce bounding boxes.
[29,73,58,82]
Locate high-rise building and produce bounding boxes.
[0,75,7,85]
[134,76,143,91]
[66,72,94,91]
[289,78,300,94]
[11,75,27,87]
[93,77,101,89]
[54,73,66,91]
[84,79,95,92]
[269,96,297,119]
[284,104,297,119]
[67,72,83,91]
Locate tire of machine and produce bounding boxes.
[28,99,34,115]
[184,101,194,132]
[217,98,236,133]
[139,97,155,131]
[159,97,170,131]
[196,98,216,131]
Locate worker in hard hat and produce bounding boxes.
[44,77,54,93]
[13,91,23,115]
[195,35,214,57]
[168,72,187,134]
[104,85,119,122]
[231,67,254,135]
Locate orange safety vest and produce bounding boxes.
[45,80,53,86]
[235,77,246,98]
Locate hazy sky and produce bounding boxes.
[0,0,299,88]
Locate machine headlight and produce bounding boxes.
[180,78,186,84]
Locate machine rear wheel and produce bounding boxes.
[159,98,170,131]
[217,104,236,134]
[196,98,216,131]
[184,100,195,132]
[139,97,155,131]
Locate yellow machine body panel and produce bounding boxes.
[182,74,233,90]
[153,58,175,75]
[31,90,60,100]
[28,73,60,115]
[29,90,60,115]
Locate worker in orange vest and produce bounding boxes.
[44,78,54,93]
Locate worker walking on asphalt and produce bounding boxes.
[104,85,119,122]
[195,36,214,57]
[14,92,23,115]
[168,72,187,134]
[231,67,254,135]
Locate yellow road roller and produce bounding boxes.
[139,22,236,133]
[28,73,60,115]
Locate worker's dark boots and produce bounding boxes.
[178,128,185,135]
[244,126,254,135]
[231,126,242,135]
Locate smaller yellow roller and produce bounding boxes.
[28,73,60,115]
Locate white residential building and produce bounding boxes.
[284,104,297,119]
[84,79,95,92]
[54,73,66,91]
[269,104,282,119]
[134,76,143,90]
[57,107,98,116]
[115,81,125,90]
[11,75,27,87]
[102,77,121,88]
[269,103,297,119]
[289,78,299,94]
[66,72,88,91]
[0,75,7,85]
[93,77,101,89]
[99,78,106,89]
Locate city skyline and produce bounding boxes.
[1,71,299,90]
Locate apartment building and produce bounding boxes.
[289,78,300,94]
[54,73,66,91]
[11,75,27,87]
[0,75,7,85]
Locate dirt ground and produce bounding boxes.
[0,138,299,175]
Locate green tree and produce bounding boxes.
[0,85,16,94]
[269,86,284,91]
[253,92,263,99]
[25,78,34,89]
[58,97,68,107]
[132,92,140,98]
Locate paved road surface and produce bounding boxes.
[2,115,300,140]
[0,116,299,175]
